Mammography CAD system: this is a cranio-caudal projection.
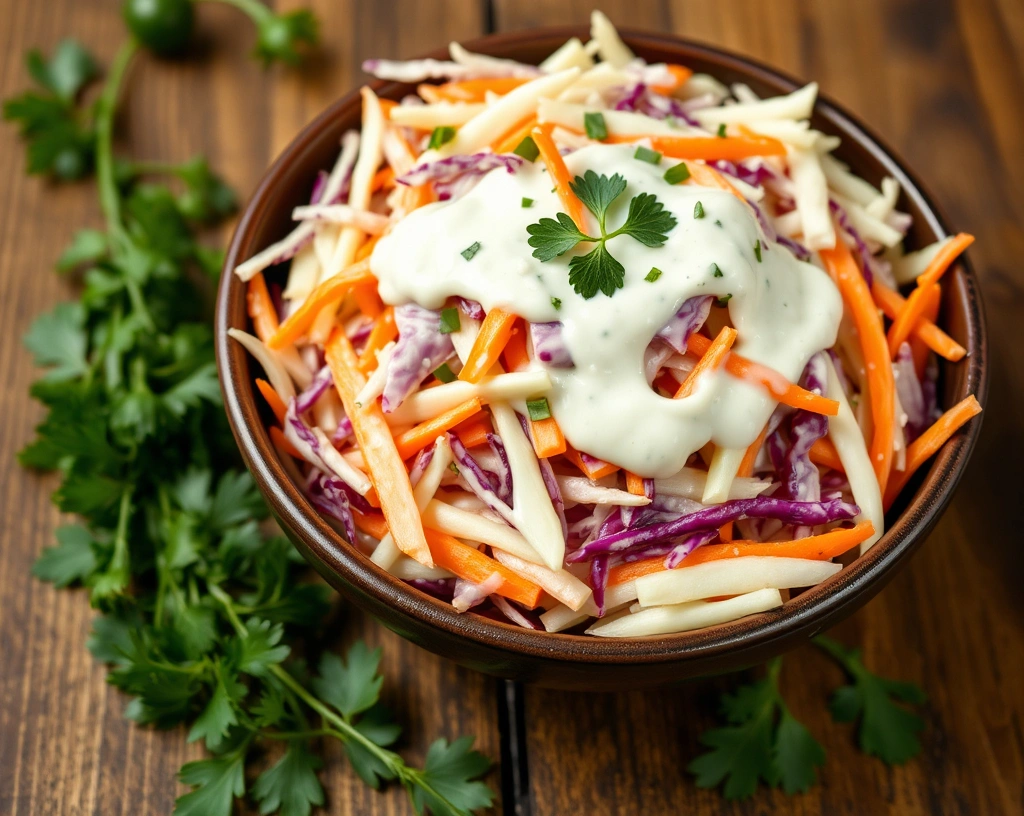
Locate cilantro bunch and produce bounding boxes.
[10,30,492,816]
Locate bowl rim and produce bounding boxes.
[216,25,988,665]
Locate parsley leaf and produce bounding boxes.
[611,191,677,247]
[570,169,626,231]
[252,741,325,816]
[526,212,590,261]
[815,636,926,764]
[28,40,99,100]
[174,754,246,816]
[32,524,97,587]
[23,302,89,381]
[313,642,384,719]
[568,243,625,299]
[412,737,495,816]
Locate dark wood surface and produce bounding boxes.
[1,1,1021,814]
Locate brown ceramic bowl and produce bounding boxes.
[216,27,987,690]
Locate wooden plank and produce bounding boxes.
[492,1,1024,813]
[0,1,494,815]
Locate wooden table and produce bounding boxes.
[2,1,1021,813]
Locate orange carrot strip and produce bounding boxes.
[351,277,384,318]
[532,126,588,232]
[625,471,646,496]
[326,329,433,566]
[650,64,693,93]
[529,416,567,458]
[502,319,530,372]
[883,395,982,509]
[685,522,876,566]
[871,280,965,362]
[917,233,975,288]
[269,425,302,459]
[255,378,287,424]
[454,416,492,448]
[809,437,845,473]
[720,423,770,541]
[393,397,484,461]
[821,239,895,493]
[564,445,619,481]
[353,510,389,539]
[910,283,941,377]
[247,272,280,343]
[355,234,381,263]
[491,114,538,154]
[371,166,395,192]
[652,369,681,396]
[459,307,518,383]
[684,162,748,204]
[675,326,737,398]
[416,83,443,104]
[606,133,786,160]
[607,556,665,587]
[357,306,397,373]
[268,259,373,350]
[432,76,530,102]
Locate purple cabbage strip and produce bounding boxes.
[538,456,568,541]
[566,497,860,563]
[331,414,353,446]
[309,169,329,205]
[381,304,455,412]
[777,234,813,261]
[922,356,940,426]
[611,82,699,126]
[779,353,829,503]
[348,319,374,345]
[829,199,876,287]
[294,365,334,415]
[406,578,456,602]
[591,555,610,616]
[457,297,485,320]
[894,342,927,441]
[530,322,574,368]
[397,152,525,189]
[408,445,435,488]
[656,296,713,353]
[485,433,513,504]
[448,432,510,520]
[710,160,776,189]
[492,596,544,630]
[306,471,357,544]
[664,529,720,569]
[614,82,646,112]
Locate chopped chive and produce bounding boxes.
[754,240,762,262]
[513,135,540,161]
[526,397,552,421]
[663,162,690,184]
[711,263,723,278]
[694,201,705,219]
[584,111,608,141]
[714,219,722,227]
[551,296,562,310]
[439,307,461,334]
[522,197,534,208]
[645,267,663,282]
[448,462,460,474]
[460,241,481,261]
[717,293,733,306]
[716,123,727,138]
[633,145,663,164]
[433,362,457,383]
[428,126,456,149]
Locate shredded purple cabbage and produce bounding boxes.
[530,322,574,367]
[610,82,699,126]
[381,304,454,412]
[664,529,720,569]
[492,596,543,629]
[894,342,927,441]
[485,433,513,504]
[656,296,713,353]
[829,199,877,286]
[309,170,329,205]
[406,578,456,602]
[591,555,610,615]
[408,445,435,488]
[777,354,829,503]
[457,297,485,320]
[565,497,860,562]
[306,470,357,543]
[397,153,525,202]
[331,414,353,446]
[448,432,510,520]
[777,234,813,261]
[538,456,568,541]
[294,365,334,415]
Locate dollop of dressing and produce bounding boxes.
[372,144,841,478]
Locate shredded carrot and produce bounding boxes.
[607,556,666,587]
[357,306,397,373]
[355,234,381,262]
[377,98,397,116]
[454,415,492,448]
[491,114,538,154]
[606,132,786,160]
[720,423,770,541]
[686,522,876,565]
[683,161,748,204]
[247,272,280,343]
[565,445,619,481]
[269,425,302,459]
[325,329,433,566]
[393,397,484,461]
[809,437,845,473]
[650,64,693,93]
[910,283,941,377]
[871,281,965,362]
[820,239,895,493]
[268,259,373,350]
[351,277,384,318]
[502,319,530,372]
[652,369,680,396]
[529,416,567,458]
[532,126,588,232]
[883,395,982,509]
[917,233,975,288]
[255,378,287,424]
[459,307,518,383]
[416,83,442,104]
[431,76,530,103]
[371,166,395,192]
[625,471,646,496]
[675,326,737,398]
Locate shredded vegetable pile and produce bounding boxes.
[231,12,982,638]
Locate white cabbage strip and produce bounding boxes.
[492,549,592,611]
[587,588,783,637]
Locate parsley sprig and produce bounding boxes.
[526,170,677,299]
[12,33,492,816]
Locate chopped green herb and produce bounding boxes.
[428,125,456,150]
[754,240,762,262]
[694,200,705,219]
[460,241,481,261]
[711,263,723,278]
[526,397,552,421]
[438,307,461,334]
[715,219,722,227]
[526,170,677,299]
[448,462,460,474]
[433,363,457,383]
[633,145,663,164]
[584,111,607,141]
[716,123,727,138]
[645,267,662,282]
[513,135,539,161]
[551,296,562,310]
[717,294,733,306]
[521,197,534,208]
[664,162,690,184]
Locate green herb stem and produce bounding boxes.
[95,39,138,240]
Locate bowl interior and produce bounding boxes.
[216,27,987,674]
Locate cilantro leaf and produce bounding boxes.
[252,741,325,816]
[32,524,97,587]
[412,737,494,816]
[313,642,383,719]
[613,191,678,247]
[174,754,245,816]
[526,212,590,261]
[815,636,926,764]
[568,243,624,299]
[24,302,88,381]
[569,169,626,229]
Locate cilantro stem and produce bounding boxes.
[95,39,138,241]
[812,635,861,675]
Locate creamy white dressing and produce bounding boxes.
[371,144,841,478]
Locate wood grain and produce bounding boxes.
[1,0,1022,814]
